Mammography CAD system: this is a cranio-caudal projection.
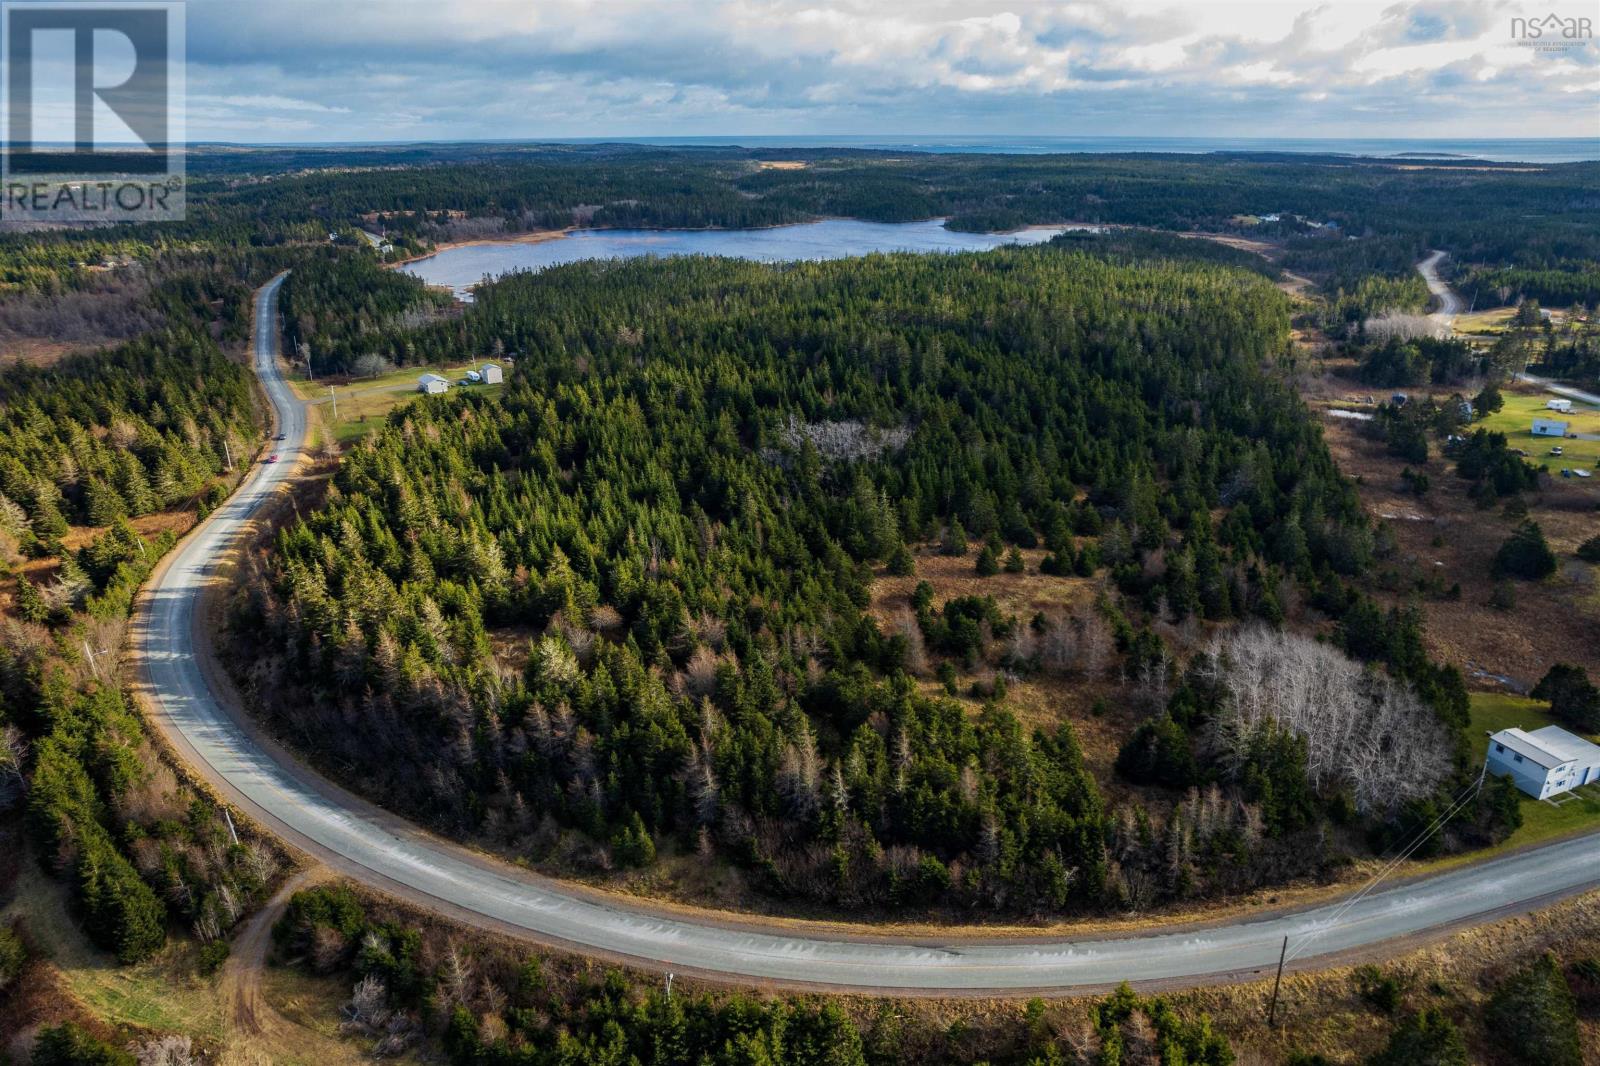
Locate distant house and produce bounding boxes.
[1259,213,1281,222]
[418,373,449,395]
[1486,726,1600,799]
[1546,398,1573,413]
[480,362,503,384]
[1531,418,1569,437]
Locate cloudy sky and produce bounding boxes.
[180,0,1599,142]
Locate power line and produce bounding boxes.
[1283,766,1486,967]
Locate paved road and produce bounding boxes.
[1418,249,1463,329]
[1418,252,1600,410]
[1518,371,1600,410]
[131,273,1600,993]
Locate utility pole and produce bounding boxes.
[222,438,233,472]
[223,808,239,846]
[329,386,338,420]
[1267,935,1288,1026]
[665,973,674,1001]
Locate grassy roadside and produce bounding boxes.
[1,852,227,1043]
[1479,391,1600,467]
[1456,693,1600,861]
[286,360,504,443]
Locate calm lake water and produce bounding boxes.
[400,218,1078,296]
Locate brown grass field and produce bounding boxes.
[1307,372,1600,686]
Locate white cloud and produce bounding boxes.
[175,0,1600,140]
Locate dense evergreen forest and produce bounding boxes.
[0,278,286,971]
[0,328,255,539]
[3,146,1592,303]
[226,243,1503,915]
[0,143,1592,1059]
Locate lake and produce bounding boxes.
[400,218,1079,296]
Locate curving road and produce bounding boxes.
[131,272,1600,994]
[1418,249,1464,330]
[1417,251,1600,409]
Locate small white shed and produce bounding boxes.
[480,363,503,385]
[1486,726,1600,799]
[1531,418,1569,437]
[1546,398,1573,413]
[418,373,449,395]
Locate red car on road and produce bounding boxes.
[264,454,279,464]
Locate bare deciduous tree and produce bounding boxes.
[0,725,26,810]
[682,646,721,698]
[1204,627,1451,814]
[137,1035,195,1066]
[1363,312,1447,343]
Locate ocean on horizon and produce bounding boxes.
[551,135,1599,165]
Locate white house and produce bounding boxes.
[480,362,503,384]
[418,373,449,395]
[1486,726,1600,799]
[1545,398,1573,413]
[1531,418,1569,437]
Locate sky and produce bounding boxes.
[177,0,1599,143]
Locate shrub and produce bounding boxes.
[32,1024,135,1066]
[1492,520,1556,580]
[1115,714,1198,788]
[975,544,1000,576]
[197,939,230,976]
[1353,964,1406,1014]
[941,521,967,556]
[1457,430,1537,500]
[611,812,657,868]
[274,884,368,955]
[1577,535,1600,563]
[1366,1009,1468,1066]
[0,924,25,990]
[1531,663,1600,733]
[1484,953,1582,1066]
[77,831,168,963]
[1473,382,1504,417]
[1489,579,1516,611]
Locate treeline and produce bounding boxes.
[281,249,456,376]
[3,147,1593,340]
[1534,328,1600,385]
[0,254,286,969]
[1464,263,1600,308]
[0,327,256,548]
[274,881,1235,1066]
[5,644,281,963]
[1355,336,1483,388]
[226,245,1443,914]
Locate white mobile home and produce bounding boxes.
[1485,726,1600,799]
[1545,398,1573,413]
[418,373,449,395]
[480,363,503,384]
[1531,418,1569,437]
